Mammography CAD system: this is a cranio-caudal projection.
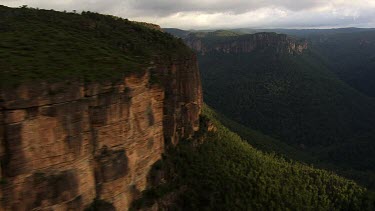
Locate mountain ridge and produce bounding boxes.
[185,32,308,55]
[187,30,375,190]
[1,6,374,210]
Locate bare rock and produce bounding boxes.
[0,56,202,210]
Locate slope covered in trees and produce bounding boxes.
[0,5,191,86]
[213,107,375,192]
[132,107,374,210]
[307,31,375,98]
[249,28,375,98]
[189,32,375,190]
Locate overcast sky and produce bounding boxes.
[2,0,375,29]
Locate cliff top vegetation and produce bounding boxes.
[0,5,192,86]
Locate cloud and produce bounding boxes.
[1,0,375,29]
[127,0,325,15]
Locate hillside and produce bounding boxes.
[163,28,191,38]
[0,6,202,210]
[232,27,375,37]
[308,31,375,98]
[132,106,373,210]
[214,108,375,192]
[1,6,374,210]
[0,5,192,86]
[246,28,375,98]
[186,31,375,188]
[187,30,243,38]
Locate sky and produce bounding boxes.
[2,0,375,29]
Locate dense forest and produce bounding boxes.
[187,32,375,191]
[132,107,374,210]
[0,5,191,86]
[243,28,375,98]
[2,5,375,210]
[307,31,375,98]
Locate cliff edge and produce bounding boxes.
[0,6,202,210]
[185,32,308,55]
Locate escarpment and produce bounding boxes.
[0,6,203,210]
[0,56,202,210]
[185,32,308,55]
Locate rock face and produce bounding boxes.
[0,57,202,210]
[185,32,308,55]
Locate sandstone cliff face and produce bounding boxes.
[0,57,202,211]
[185,33,308,55]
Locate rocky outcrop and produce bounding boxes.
[0,57,202,210]
[185,32,308,55]
[155,57,203,146]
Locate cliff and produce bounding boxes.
[0,57,202,210]
[0,6,202,211]
[185,32,308,55]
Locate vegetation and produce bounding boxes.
[209,105,316,162]
[245,28,375,98]
[163,28,191,38]
[308,31,375,98]
[188,30,243,38]
[213,106,375,194]
[3,6,375,209]
[194,33,375,189]
[133,107,374,210]
[0,5,192,86]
